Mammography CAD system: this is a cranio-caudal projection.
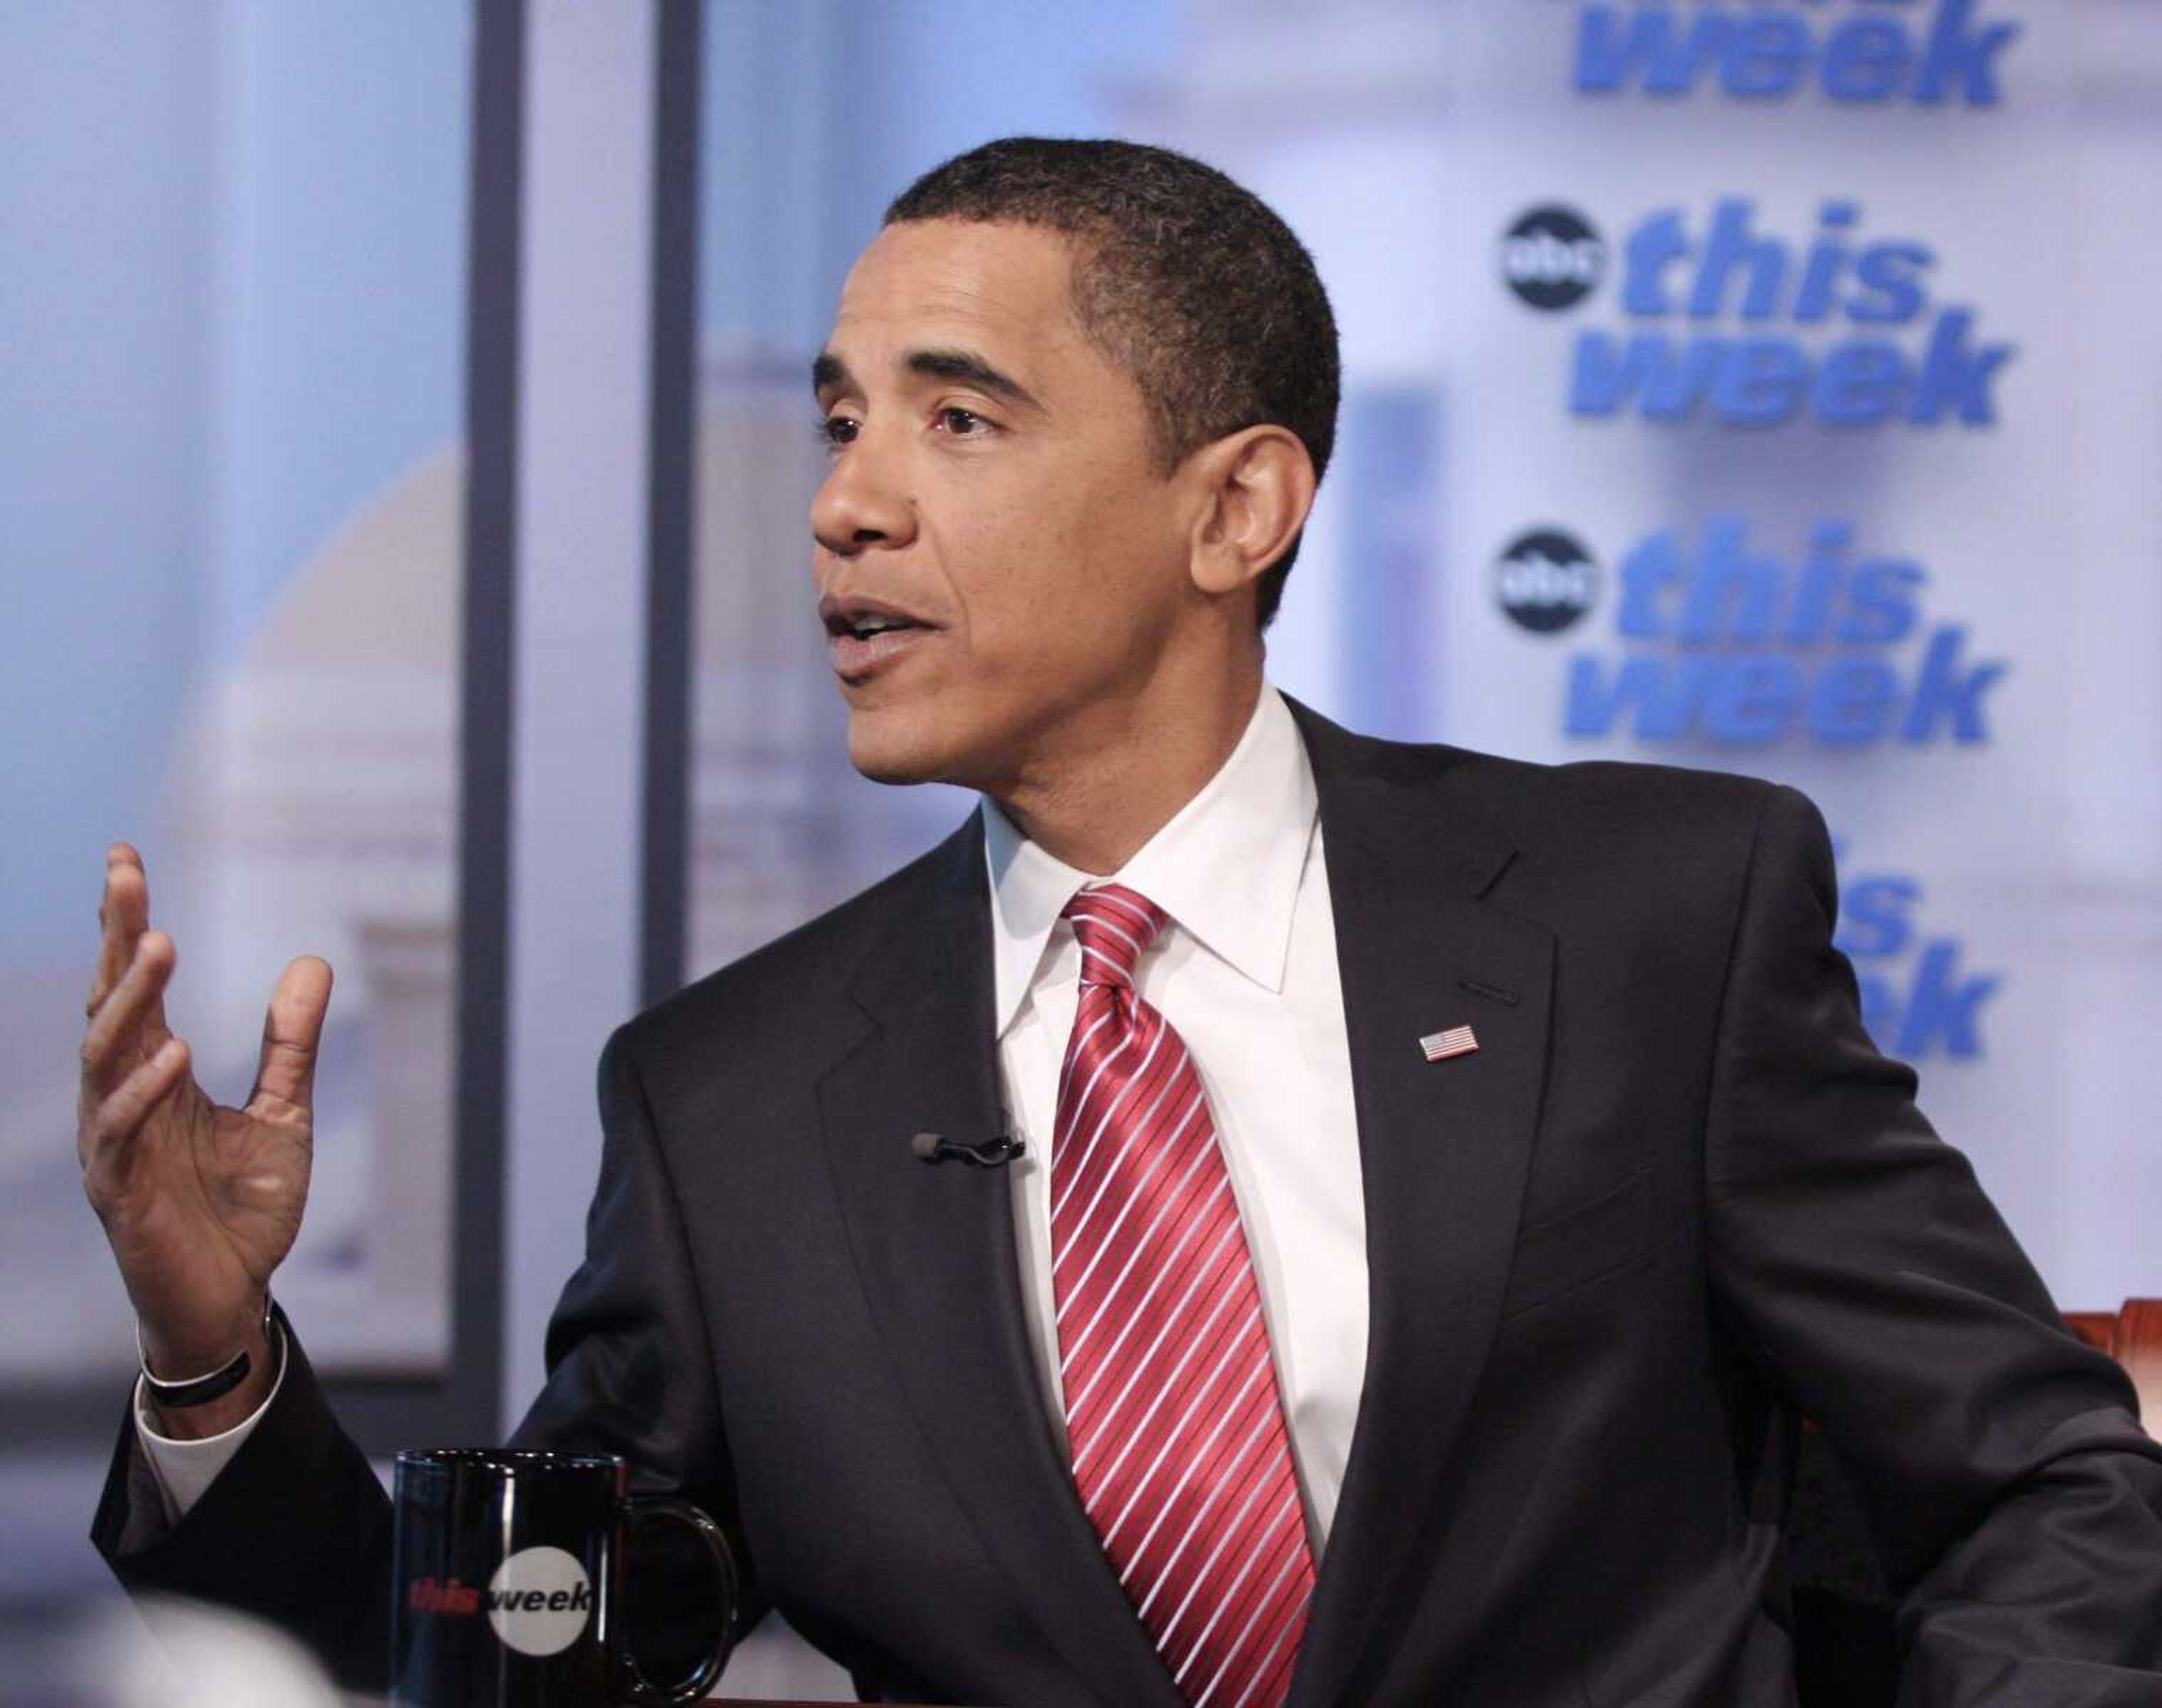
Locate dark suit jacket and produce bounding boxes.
[96,702,2162,1705]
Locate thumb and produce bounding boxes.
[248,955,334,1114]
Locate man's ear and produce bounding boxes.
[1185,425,1317,600]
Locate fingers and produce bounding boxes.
[81,928,178,1094]
[248,955,334,1115]
[82,1035,192,1181]
[88,844,157,1021]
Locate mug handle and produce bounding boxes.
[612,1496,739,1704]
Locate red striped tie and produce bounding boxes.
[1051,884,1316,1708]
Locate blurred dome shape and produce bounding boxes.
[166,445,466,1375]
[245,448,464,677]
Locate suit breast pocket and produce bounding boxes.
[1500,1169,1650,1318]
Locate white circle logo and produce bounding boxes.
[486,1546,594,1657]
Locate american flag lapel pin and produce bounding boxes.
[1419,1023,1479,1063]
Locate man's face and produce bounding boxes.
[811,218,1197,792]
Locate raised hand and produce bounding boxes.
[77,843,333,1436]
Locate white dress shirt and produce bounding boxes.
[133,1338,289,1526]
[985,683,1369,1550]
[142,685,1372,1549]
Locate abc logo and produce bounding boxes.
[1495,529,1598,634]
[1500,206,1605,311]
[486,1546,594,1657]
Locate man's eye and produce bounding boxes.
[816,415,859,449]
[937,406,990,436]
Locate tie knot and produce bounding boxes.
[1062,884,1167,990]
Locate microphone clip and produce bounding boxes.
[910,1129,1027,1169]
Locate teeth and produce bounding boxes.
[852,615,911,637]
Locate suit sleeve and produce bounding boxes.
[510,1022,767,1643]
[90,1022,762,1688]
[1703,784,2162,1707]
[90,1316,396,1689]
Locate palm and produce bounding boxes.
[133,1079,315,1300]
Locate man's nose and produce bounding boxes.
[810,433,914,558]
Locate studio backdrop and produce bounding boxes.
[3,1,2154,1697]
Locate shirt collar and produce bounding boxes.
[982,684,1319,1038]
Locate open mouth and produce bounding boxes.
[837,613,921,642]
[820,598,937,679]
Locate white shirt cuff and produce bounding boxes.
[133,1331,288,1526]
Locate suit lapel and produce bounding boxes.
[1283,703,1556,1708]
[816,820,1186,1708]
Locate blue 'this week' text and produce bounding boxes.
[1835,860,2000,1062]
[1574,0,2021,107]
[1564,517,2009,748]
[1570,199,2015,428]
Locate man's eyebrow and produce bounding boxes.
[812,346,1042,411]
[905,347,1041,410]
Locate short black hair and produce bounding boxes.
[885,137,1340,631]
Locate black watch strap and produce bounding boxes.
[137,1298,281,1411]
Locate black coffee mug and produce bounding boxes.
[390,1448,735,1707]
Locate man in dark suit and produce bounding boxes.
[80,139,2162,1705]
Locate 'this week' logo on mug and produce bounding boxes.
[407,1546,595,1657]
[1497,198,2016,429]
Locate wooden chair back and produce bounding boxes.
[2063,1299,2162,1432]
